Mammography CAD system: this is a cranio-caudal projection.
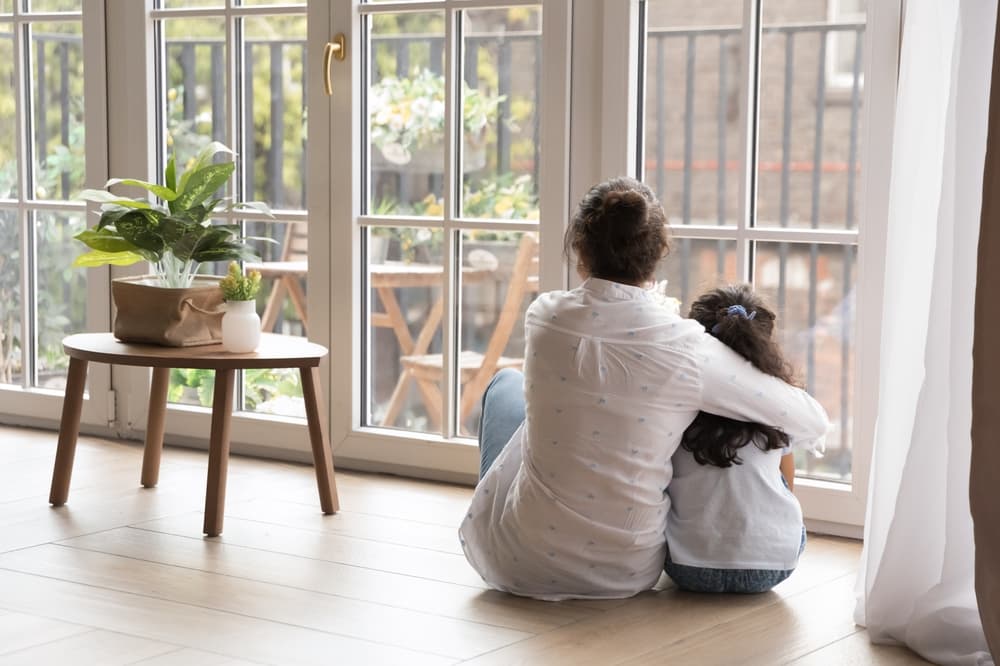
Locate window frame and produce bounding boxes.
[601,0,899,531]
[0,0,898,533]
[0,0,112,429]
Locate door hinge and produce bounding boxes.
[107,389,117,426]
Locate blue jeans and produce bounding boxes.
[664,526,807,594]
[477,368,526,479]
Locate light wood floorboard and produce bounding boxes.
[791,630,934,665]
[0,569,452,666]
[131,648,264,665]
[58,527,595,633]
[0,629,179,665]
[0,544,531,660]
[0,425,930,665]
[0,611,93,656]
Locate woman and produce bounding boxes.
[459,177,829,600]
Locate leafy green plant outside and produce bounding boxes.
[462,173,538,220]
[170,366,302,412]
[369,173,536,263]
[370,68,504,166]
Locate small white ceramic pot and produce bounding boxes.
[221,300,261,353]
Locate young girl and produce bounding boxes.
[664,285,821,593]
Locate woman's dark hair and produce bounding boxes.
[681,284,798,468]
[564,177,669,285]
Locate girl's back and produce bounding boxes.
[664,285,825,588]
[667,433,803,570]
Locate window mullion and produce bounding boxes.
[440,6,459,438]
[226,1,246,409]
[736,0,761,283]
[15,17,32,388]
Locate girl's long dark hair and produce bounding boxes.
[681,285,797,468]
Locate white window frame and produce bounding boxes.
[597,0,899,533]
[1,1,897,533]
[0,0,112,430]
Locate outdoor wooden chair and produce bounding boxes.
[394,232,539,431]
[247,222,309,335]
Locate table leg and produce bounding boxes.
[49,357,89,506]
[260,278,289,334]
[203,368,235,537]
[380,296,444,427]
[301,365,339,514]
[375,286,415,353]
[286,276,309,334]
[142,367,170,488]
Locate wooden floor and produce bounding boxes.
[0,425,929,666]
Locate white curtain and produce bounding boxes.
[855,1,996,664]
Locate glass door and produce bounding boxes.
[633,0,897,528]
[322,0,571,477]
[0,0,111,426]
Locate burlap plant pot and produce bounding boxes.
[111,275,225,347]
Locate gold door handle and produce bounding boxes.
[324,34,346,96]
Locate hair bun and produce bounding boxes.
[596,189,648,227]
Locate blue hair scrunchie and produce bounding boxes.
[711,304,757,334]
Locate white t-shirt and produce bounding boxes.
[667,438,809,571]
[458,278,830,600]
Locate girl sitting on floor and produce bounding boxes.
[664,285,824,593]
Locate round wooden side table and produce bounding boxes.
[50,332,339,537]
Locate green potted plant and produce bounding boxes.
[74,142,272,347]
[219,261,263,353]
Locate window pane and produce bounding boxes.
[239,0,304,5]
[754,242,856,482]
[366,225,445,434]
[30,21,85,201]
[35,209,86,389]
[243,15,307,210]
[248,220,307,336]
[762,0,832,23]
[161,0,222,8]
[368,11,446,215]
[643,1,743,227]
[458,230,535,436]
[243,368,304,417]
[655,237,737,311]
[0,3,11,14]
[27,0,81,11]
[0,30,16,199]
[460,7,541,221]
[756,3,865,230]
[162,18,227,169]
[0,210,21,386]
[169,367,215,408]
